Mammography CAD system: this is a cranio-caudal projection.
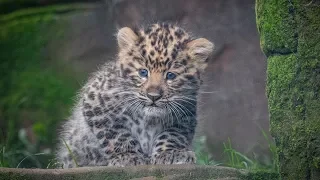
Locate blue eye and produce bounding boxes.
[166,72,176,80]
[138,69,148,77]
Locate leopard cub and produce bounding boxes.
[56,23,214,168]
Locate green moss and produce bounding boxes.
[294,0,320,59]
[242,170,279,180]
[290,1,320,177]
[255,0,297,56]
[266,54,298,133]
[267,55,304,179]
[267,54,320,179]
[256,0,320,178]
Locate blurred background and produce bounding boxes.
[0,0,275,170]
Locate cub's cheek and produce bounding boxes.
[133,76,149,88]
[168,78,185,89]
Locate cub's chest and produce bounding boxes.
[130,119,162,155]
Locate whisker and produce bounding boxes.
[97,98,136,120]
[172,101,196,118]
[170,101,188,118]
[125,100,141,116]
[110,97,137,111]
[173,98,196,106]
[164,102,174,127]
[131,102,143,117]
[180,96,206,105]
[168,102,181,124]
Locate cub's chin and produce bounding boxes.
[143,105,167,118]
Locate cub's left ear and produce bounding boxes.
[187,38,214,71]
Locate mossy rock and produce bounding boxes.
[256,0,320,179]
[255,0,297,56]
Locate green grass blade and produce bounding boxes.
[62,138,78,168]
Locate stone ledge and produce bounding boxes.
[0,165,251,180]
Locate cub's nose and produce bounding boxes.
[147,92,162,102]
[146,86,163,102]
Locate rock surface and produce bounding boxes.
[0,165,247,180]
[0,165,280,180]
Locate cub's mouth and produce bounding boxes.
[143,103,166,115]
[145,100,165,108]
[150,103,158,107]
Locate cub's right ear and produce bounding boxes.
[186,38,214,71]
[117,27,138,49]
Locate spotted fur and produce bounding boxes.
[56,23,214,168]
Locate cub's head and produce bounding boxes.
[116,23,214,118]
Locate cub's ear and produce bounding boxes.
[117,27,138,49]
[187,38,214,71]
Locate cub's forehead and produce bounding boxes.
[133,23,191,64]
[139,23,190,42]
[118,23,214,74]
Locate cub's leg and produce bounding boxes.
[150,128,196,165]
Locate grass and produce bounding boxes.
[0,5,82,168]
[193,136,220,166]
[0,128,62,169]
[62,138,78,168]
[1,133,278,172]
[1,135,277,170]
[194,133,278,173]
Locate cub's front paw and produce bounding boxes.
[150,150,196,165]
[108,153,148,167]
